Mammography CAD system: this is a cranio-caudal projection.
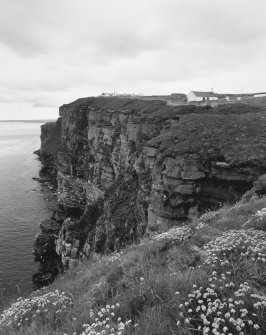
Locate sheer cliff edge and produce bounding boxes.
[33,96,266,283]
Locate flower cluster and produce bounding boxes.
[199,210,219,222]
[195,222,211,230]
[80,303,132,335]
[0,289,73,329]
[203,229,266,267]
[176,271,266,334]
[244,208,266,231]
[107,250,125,263]
[251,208,266,219]
[152,226,191,243]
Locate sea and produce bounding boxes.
[0,121,54,307]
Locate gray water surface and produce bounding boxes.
[0,122,53,305]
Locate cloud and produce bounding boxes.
[0,0,266,119]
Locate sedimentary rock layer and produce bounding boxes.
[35,97,266,272]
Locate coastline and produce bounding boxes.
[31,97,266,288]
[2,97,266,334]
[0,122,54,307]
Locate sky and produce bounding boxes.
[0,0,266,120]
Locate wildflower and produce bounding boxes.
[0,289,73,329]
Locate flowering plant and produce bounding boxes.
[244,208,266,231]
[80,303,132,335]
[0,289,73,329]
[176,271,266,334]
[203,229,266,267]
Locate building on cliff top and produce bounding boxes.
[187,91,218,103]
[254,92,266,98]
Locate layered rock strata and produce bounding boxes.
[140,113,266,229]
[35,97,266,277]
[34,118,62,183]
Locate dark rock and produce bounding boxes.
[32,177,53,183]
[55,209,67,223]
[253,174,266,196]
[32,272,55,288]
[33,232,52,261]
[40,219,61,234]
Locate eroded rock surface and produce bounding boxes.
[142,113,266,229]
[33,217,63,287]
[34,118,62,183]
[35,97,266,273]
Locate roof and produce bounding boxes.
[254,92,266,95]
[190,91,218,97]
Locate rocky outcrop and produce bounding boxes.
[34,118,62,183]
[35,97,266,275]
[140,113,266,229]
[33,212,64,287]
[54,98,174,259]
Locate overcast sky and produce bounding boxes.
[0,0,266,119]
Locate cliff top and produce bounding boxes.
[148,112,266,165]
[60,96,262,118]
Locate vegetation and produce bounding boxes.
[148,113,266,166]
[1,196,266,334]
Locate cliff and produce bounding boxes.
[34,97,266,280]
[34,118,62,182]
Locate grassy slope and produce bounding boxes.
[2,195,266,335]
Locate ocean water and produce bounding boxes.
[0,122,53,305]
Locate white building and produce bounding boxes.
[254,92,266,98]
[187,91,218,103]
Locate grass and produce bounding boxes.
[147,112,266,167]
[1,196,266,334]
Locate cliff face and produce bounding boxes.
[55,98,179,260]
[35,97,266,275]
[140,113,266,230]
[35,118,62,182]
